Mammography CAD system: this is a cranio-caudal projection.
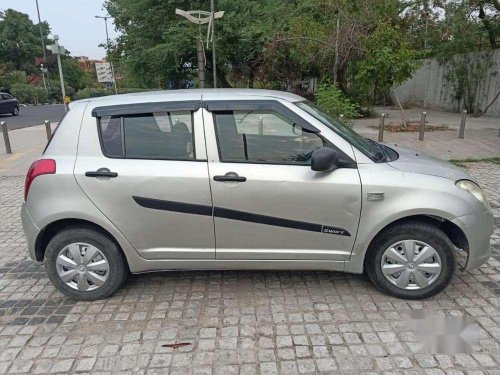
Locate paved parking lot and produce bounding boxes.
[0,162,499,374]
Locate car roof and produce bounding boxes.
[73,89,306,107]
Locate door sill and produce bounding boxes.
[130,259,345,273]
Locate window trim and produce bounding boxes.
[96,111,203,162]
[204,100,319,134]
[91,100,201,118]
[210,103,356,167]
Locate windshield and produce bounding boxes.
[295,100,385,162]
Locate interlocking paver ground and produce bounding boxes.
[0,121,499,374]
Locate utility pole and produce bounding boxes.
[48,35,67,112]
[95,15,118,94]
[333,8,340,84]
[210,0,217,88]
[35,0,50,94]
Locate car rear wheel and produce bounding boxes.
[45,227,128,300]
[365,221,456,299]
[12,106,19,116]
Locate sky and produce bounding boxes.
[0,0,119,59]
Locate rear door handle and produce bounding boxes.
[213,172,246,182]
[85,170,118,178]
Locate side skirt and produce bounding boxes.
[129,259,346,274]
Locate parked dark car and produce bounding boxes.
[0,92,20,116]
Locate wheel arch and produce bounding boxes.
[35,218,126,262]
[345,213,469,274]
[362,214,469,268]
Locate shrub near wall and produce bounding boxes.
[315,81,360,126]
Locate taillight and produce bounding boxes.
[24,159,56,201]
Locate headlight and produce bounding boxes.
[456,180,490,209]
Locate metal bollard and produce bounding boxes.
[1,121,12,154]
[419,112,427,141]
[44,120,52,141]
[459,110,467,139]
[378,113,385,142]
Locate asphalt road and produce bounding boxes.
[0,104,66,130]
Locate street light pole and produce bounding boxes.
[52,35,67,112]
[175,8,224,89]
[95,15,118,94]
[35,0,50,94]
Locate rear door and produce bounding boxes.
[74,99,215,260]
[203,100,362,261]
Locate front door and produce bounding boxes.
[203,100,362,261]
[74,102,215,260]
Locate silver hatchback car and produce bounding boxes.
[21,89,494,300]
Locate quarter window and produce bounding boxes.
[98,111,195,160]
[214,110,324,164]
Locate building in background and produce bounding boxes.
[74,56,106,72]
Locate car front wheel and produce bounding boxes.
[365,221,456,299]
[12,106,19,116]
[45,227,128,300]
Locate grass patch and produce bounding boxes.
[449,157,500,167]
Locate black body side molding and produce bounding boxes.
[133,196,351,237]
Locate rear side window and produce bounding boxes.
[98,111,195,160]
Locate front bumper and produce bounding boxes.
[452,211,494,271]
[21,203,40,261]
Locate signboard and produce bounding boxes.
[95,62,113,83]
[46,44,66,54]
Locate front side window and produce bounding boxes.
[295,101,387,162]
[214,110,324,164]
[98,111,195,160]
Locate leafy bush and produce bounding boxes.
[73,87,110,100]
[11,83,48,104]
[0,70,27,89]
[315,81,359,125]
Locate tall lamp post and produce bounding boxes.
[95,15,118,94]
[35,0,50,94]
[175,8,224,88]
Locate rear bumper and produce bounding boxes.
[452,211,494,271]
[21,203,40,261]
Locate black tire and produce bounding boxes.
[12,106,19,116]
[45,226,128,300]
[365,221,455,299]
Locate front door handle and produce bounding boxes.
[213,172,246,182]
[85,169,118,178]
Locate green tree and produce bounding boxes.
[355,24,420,124]
[0,9,50,73]
[104,0,290,88]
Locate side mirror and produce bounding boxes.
[311,147,339,172]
